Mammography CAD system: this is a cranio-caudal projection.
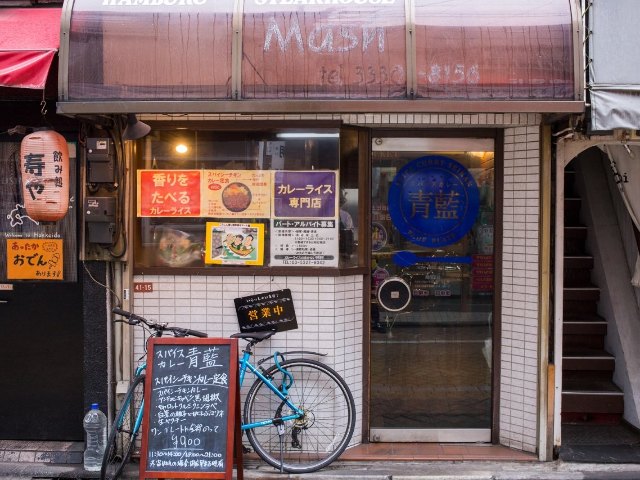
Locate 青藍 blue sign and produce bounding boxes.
[388,155,479,248]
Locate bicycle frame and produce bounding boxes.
[238,350,304,431]
[126,363,146,435]
[130,349,305,433]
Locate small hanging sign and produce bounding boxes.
[234,289,298,333]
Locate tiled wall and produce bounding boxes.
[132,274,364,445]
[500,126,541,453]
[134,112,542,454]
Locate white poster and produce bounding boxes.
[270,219,339,267]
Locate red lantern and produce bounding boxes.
[20,130,70,222]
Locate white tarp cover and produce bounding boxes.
[602,144,640,286]
[589,0,640,131]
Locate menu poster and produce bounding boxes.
[137,170,202,217]
[205,222,265,266]
[270,219,339,267]
[139,338,240,480]
[6,238,63,280]
[272,171,337,218]
[203,170,271,218]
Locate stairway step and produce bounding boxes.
[564,286,600,301]
[564,226,588,255]
[563,321,607,335]
[564,256,594,269]
[563,312,605,322]
[563,353,615,371]
[565,198,582,226]
[565,170,577,197]
[562,391,624,414]
[565,226,588,238]
[564,300,598,314]
[563,317,607,351]
[563,371,620,391]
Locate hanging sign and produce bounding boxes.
[234,289,298,333]
[6,238,63,280]
[388,155,479,247]
[20,130,70,222]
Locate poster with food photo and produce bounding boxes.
[202,170,271,218]
[205,222,264,266]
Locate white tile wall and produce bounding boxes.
[500,125,541,453]
[134,112,543,454]
[133,275,364,446]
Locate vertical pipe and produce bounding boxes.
[538,124,552,460]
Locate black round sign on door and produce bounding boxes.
[377,277,412,312]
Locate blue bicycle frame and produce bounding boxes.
[130,350,305,433]
[121,364,146,436]
[238,350,304,431]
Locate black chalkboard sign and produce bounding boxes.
[140,338,240,480]
[234,289,298,333]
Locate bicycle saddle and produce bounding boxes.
[231,330,276,341]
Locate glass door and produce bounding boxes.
[370,136,495,442]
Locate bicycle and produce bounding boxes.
[101,307,356,478]
[101,307,208,480]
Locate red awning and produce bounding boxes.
[0,8,61,89]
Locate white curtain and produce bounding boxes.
[603,144,640,286]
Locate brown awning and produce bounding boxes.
[58,0,582,114]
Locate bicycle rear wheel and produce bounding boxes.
[101,374,145,480]
[244,358,355,473]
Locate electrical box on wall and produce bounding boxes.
[86,137,115,183]
[85,196,116,244]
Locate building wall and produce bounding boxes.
[132,112,542,454]
[132,274,365,445]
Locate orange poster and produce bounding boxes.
[6,239,64,280]
[137,170,202,217]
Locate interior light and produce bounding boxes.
[175,144,188,154]
[276,133,340,139]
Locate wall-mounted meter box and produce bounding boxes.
[86,138,115,183]
[85,196,116,244]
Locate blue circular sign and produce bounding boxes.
[388,155,480,248]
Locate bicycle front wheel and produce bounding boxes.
[101,374,145,480]
[244,358,355,473]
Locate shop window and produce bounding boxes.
[133,127,360,271]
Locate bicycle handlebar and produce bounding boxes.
[112,307,208,338]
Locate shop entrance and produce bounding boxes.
[369,136,496,442]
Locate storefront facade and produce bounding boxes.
[54,0,583,460]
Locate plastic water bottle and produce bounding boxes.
[83,403,107,471]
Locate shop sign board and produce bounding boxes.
[272,171,337,218]
[140,337,242,480]
[388,156,479,248]
[6,238,63,280]
[234,288,298,333]
[138,170,202,217]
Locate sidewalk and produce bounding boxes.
[3,441,640,480]
[4,458,640,480]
